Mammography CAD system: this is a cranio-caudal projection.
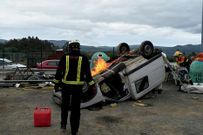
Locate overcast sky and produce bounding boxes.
[0,0,202,46]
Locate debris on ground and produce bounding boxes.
[133,101,152,107]
[110,103,118,108]
[191,96,199,100]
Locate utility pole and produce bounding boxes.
[202,0,203,48]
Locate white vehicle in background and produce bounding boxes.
[53,41,166,108]
[0,58,26,70]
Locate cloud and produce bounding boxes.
[0,0,201,46]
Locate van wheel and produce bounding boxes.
[117,42,130,56]
[140,40,154,59]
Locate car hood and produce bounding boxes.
[0,63,26,69]
[13,63,26,67]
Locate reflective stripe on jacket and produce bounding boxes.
[53,53,94,86]
[62,56,84,85]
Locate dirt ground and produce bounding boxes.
[0,81,203,135]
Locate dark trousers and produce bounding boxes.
[61,85,82,135]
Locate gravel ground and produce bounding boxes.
[0,81,203,135]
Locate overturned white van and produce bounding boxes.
[53,41,166,108]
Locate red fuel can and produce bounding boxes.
[34,107,51,127]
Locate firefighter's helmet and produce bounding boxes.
[68,40,80,52]
[173,50,183,57]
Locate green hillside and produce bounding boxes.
[0,38,202,57]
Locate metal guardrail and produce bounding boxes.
[0,80,53,83]
[0,68,56,72]
[0,67,56,84]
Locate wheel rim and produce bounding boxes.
[144,45,152,55]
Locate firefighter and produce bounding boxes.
[53,40,95,135]
[173,50,191,71]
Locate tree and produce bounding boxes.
[3,37,56,53]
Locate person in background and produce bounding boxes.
[53,40,96,135]
[173,50,191,71]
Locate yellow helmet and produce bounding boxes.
[173,51,183,57]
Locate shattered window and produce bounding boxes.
[135,76,149,93]
[48,61,58,66]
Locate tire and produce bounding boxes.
[117,42,130,56]
[27,75,40,80]
[140,40,154,59]
[27,75,41,84]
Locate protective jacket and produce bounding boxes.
[53,52,94,86]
